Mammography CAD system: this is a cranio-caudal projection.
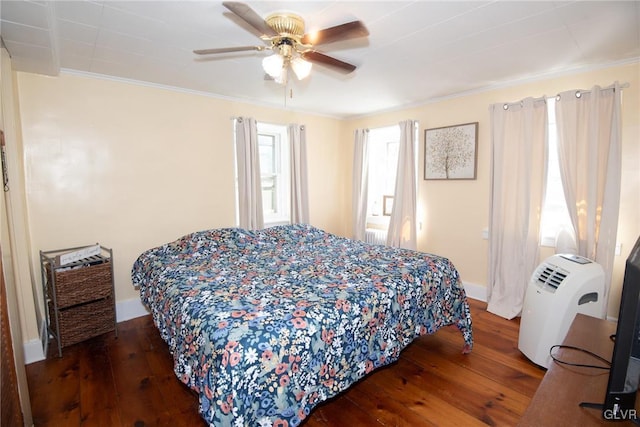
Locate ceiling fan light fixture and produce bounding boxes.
[291,57,312,80]
[262,53,284,78]
[274,67,288,85]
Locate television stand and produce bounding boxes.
[519,314,638,426]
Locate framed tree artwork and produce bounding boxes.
[424,122,478,180]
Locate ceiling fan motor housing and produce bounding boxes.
[265,13,305,37]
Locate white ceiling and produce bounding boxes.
[1,1,639,118]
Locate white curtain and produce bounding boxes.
[352,129,369,241]
[387,120,417,250]
[289,124,309,224]
[555,82,622,313]
[235,117,264,230]
[488,98,548,319]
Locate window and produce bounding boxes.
[366,126,400,228]
[257,123,290,225]
[540,98,573,246]
[234,122,290,227]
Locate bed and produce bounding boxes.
[132,223,473,426]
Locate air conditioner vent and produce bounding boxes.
[536,264,569,289]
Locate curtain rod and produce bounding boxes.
[555,82,629,100]
[499,82,630,110]
[500,95,547,110]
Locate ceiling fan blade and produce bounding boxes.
[301,21,369,46]
[301,51,357,74]
[222,2,278,37]
[194,46,264,55]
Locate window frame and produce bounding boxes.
[257,122,290,226]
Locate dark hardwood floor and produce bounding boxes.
[26,298,545,426]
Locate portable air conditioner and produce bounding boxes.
[518,254,605,368]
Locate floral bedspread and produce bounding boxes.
[132,224,473,427]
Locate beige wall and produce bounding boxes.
[344,62,640,318]
[16,72,347,343]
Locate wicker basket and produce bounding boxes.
[47,261,112,309]
[41,246,116,356]
[48,297,115,348]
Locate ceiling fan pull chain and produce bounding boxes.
[283,84,287,108]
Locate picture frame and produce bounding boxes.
[383,195,394,216]
[424,122,478,180]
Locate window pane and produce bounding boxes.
[262,189,275,214]
[258,135,276,175]
[262,175,277,214]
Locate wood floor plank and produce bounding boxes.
[428,322,545,394]
[401,345,531,425]
[410,332,544,398]
[26,298,542,426]
[78,339,121,426]
[307,395,383,427]
[110,326,174,426]
[363,358,496,426]
[29,349,81,426]
[343,371,440,427]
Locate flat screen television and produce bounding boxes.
[581,235,640,421]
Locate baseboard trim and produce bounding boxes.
[116,297,149,322]
[23,339,45,365]
[463,281,487,302]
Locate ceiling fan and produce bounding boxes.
[194,2,369,84]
